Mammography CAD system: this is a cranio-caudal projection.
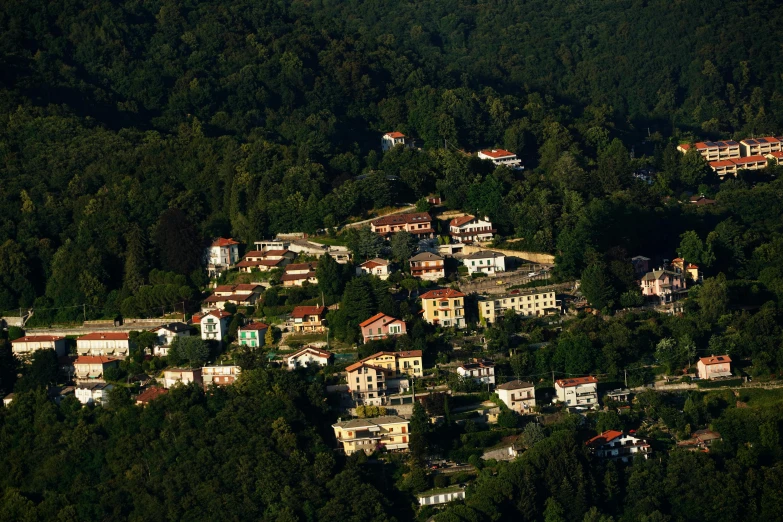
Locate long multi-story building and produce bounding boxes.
[478,289,559,324]
[332,416,410,455]
[677,141,740,161]
[370,212,435,237]
[740,137,782,157]
[420,288,466,328]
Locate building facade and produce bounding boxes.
[356,258,391,280]
[410,252,445,281]
[457,359,495,385]
[150,323,191,357]
[200,310,232,342]
[449,215,496,243]
[76,333,131,358]
[205,237,240,277]
[163,368,204,389]
[291,306,327,333]
[370,212,434,237]
[586,431,651,462]
[332,415,410,455]
[697,355,732,380]
[477,149,523,169]
[420,288,466,328]
[285,347,334,370]
[202,365,241,386]
[11,335,67,358]
[479,290,559,323]
[496,380,536,413]
[237,322,268,347]
[75,382,113,405]
[463,250,506,275]
[382,132,410,151]
[359,313,407,344]
[640,269,686,304]
[554,376,598,408]
[73,356,120,381]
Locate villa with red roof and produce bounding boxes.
[291,306,327,333]
[420,288,466,328]
[477,148,523,169]
[76,332,131,358]
[553,376,598,409]
[281,262,318,287]
[135,387,168,406]
[586,431,651,462]
[697,355,732,380]
[199,309,232,343]
[11,335,67,357]
[360,313,407,344]
[285,346,334,370]
[73,356,120,381]
[356,258,391,280]
[382,131,412,151]
[237,321,268,348]
[449,215,495,243]
[370,212,434,237]
[205,237,241,277]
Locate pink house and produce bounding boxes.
[359,313,407,344]
[639,269,685,304]
[697,355,732,380]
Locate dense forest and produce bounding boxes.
[2,0,783,322]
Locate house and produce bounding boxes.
[739,137,782,157]
[163,368,203,389]
[327,246,352,264]
[202,365,241,386]
[449,215,496,243]
[697,355,732,380]
[370,212,435,237]
[75,382,113,406]
[426,195,442,205]
[463,250,505,275]
[73,356,120,382]
[200,309,232,343]
[357,258,392,280]
[689,195,717,205]
[285,346,334,370]
[604,389,631,404]
[420,288,466,328]
[586,431,651,462]
[677,429,722,451]
[201,283,264,311]
[281,262,318,287]
[11,335,67,358]
[639,268,686,304]
[477,148,523,169]
[360,313,407,344]
[345,362,391,405]
[479,290,559,324]
[677,141,740,161]
[237,322,268,348]
[150,322,191,357]
[236,249,295,272]
[205,237,240,277]
[381,131,411,151]
[332,415,410,455]
[291,306,327,333]
[351,350,423,377]
[409,252,445,281]
[671,258,700,282]
[496,380,535,413]
[76,333,131,358]
[457,358,495,386]
[418,487,466,507]
[135,387,168,406]
[554,376,598,409]
[631,256,650,277]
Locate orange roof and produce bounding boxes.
[11,335,65,343]
[136,387,168,404]
[291,306,326,319]
[359,313,401,328]
[420,288,465,300]
[710,160,735,168]
[385,131,405,138]
[346,361,391,373]
[242,322,269,330]
[678,143,691,150]
[769,151,783,158]
[699,355,731,365]
[286,262,317,272]
[450,215,475,228]
[480,148,516,159]
[555,376,598,387]
[205,310,232,319]
[733,155,767,165]
[74,356,119,365]
[346,350,422,371]
[586,430,624,447]
[211,237,240,247]
[77,332,129,341]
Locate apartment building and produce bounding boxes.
[73,356,120,382]
[75,382,113,406]
[409,252,445,281]
[163,368,203,389]
[237,322,268,348]
[479,290,559,324]
[420,288,466,328]
[740,136,782,157]
[236,249,295,272]
[332,416,410,455]
[477,149,523,169]
[11,335,67,358]
[554,376,598,409]
[353,350,423,377]
[281,262,318,287]
[370,212,435,237]
[345,362,391,405]
[200,309,232,342]
[677,140,740,161]
[76,333,131,358]
[457,359,495,385]
[205,237,240,277]
[449,215,496,243]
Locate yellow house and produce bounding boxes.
[332,415,410,455]
[420,288,466,328]
[350,350,423,377]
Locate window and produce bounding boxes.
[414,360,419,365]
[367,376,372,382]
[433,311,438,317]
[356,377,360,383]
[389,427,393,432]
[377,328,381,335]
[368,384,373,390]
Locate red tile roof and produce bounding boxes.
[450,215,475,228]
[385,131,405,139]
[211,237,240,247]
[586,430,624,447]
[346,350,422,371]
[281,271,316,282]
[237,259,283,268]
[286,346,334,360]
[420,288,465,300]
[286,262,317,272]
[555,376,598,387]
[709,160,735,168]
[480,148,516,159]
[213,285,236,293]
[77,333,129,341]
[699,355,731,365]
[205,310,232,319]
[359,312,401,328]
[291,306,326,319]
[242,322,269,330]
[371,212,432,227]
[136,387,168,404]
[74,356,120,365]
[733,155,767,165]
[234,284,261,292]
[11,335,65,343]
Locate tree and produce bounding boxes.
[15,349,59,392]
[349,226,384,261]
[581,262,615,309]
[317,253,346,301]
[169,336,210,367]
[265,326,275,346]
[694,273,730,322]
[0,340,19,393]
[678,230,714,268]
[408,402,430,464]
[400,278,420,297]
[390,231,417,264]
[520,422,546,448]
[154,208,203,275]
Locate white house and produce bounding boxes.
[463,250,506,275]
[163,368,203,389]
[554,376,598,409]
[356,258,392,280]
[285,346,334,370]
[150,322,191,357]
[449,215,496,243]
[417,487,466,507]
[697,355,732,380]
[457,359,495,386]
[11,335,67,358]
[76,333,131,358]
[200,310,232,343]
[75,382,113,406]
[586,431,651,462]
[495,380,536,413]
[477,148,523,169]
[205,237,240,277]
[382,131,411,151]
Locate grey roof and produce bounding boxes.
[332,415,408,429]
[76,382,110,391]
[464,250,505,260]
[496,380,534,390]
[155,322,190,333]
[410,252,443,262]
[641,269,679,281]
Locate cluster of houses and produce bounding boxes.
[677,136,783,178]
[632,255,701,306]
